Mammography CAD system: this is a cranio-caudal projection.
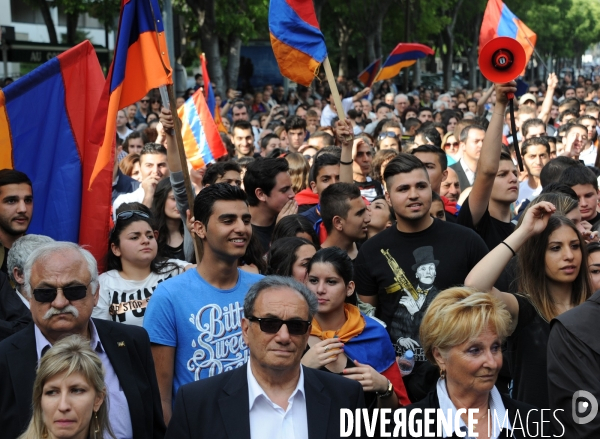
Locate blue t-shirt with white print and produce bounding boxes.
[143,268,263,400]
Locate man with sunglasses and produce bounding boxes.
[165,276,365,439]
[0,241,166,439]
[134,94,151,126]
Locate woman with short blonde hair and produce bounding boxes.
[18,335,114,439]
[404,287,546,438]
[284,152,310,194]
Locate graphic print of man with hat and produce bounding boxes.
[391,246,440,361]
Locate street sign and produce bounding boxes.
[0,40,109,64]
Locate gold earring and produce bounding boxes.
[440,369,446,380]
[42,426,48,439]
[94,411,100,436]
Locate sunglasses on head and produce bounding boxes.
[378,132,398,140]
[33,284,90,303]
[110,210,151,237]
[444,141,459,149]
[247,316,311,335]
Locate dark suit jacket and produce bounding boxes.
[449,161,472,192]
[0,271,31,341]
[0,319,166,439]
[165,363,365,439]
[404,389,547,438]
[548,290,600,438]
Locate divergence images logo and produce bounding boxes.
[572,390,598,425]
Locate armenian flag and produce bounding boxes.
[373,43,434,83]
[89,0,172,187]
[269,0,327,87]
[358,58,381,87]
[480,0,536,69]
[200,54,227,133]
[177,88,227,170]
[0,41,111,269]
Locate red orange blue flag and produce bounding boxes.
[373,43,434,83]
[269,0,327,87]
[200,54,227,133]
[480,0,536,69]
[358,58,382,87]
[177,88,227,170]
[0,41,112,270]
[89,0,172,187]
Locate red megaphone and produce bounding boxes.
[479,37,526,99]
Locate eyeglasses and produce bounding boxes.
[33,283,90,303]
[247,316,311,335]
[378,132,398,140]
[444,142,459,150]
[140,99,149,103]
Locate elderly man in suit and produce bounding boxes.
[166,276,365,439]
[0,241,165,439]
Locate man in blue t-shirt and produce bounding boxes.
[144,183,263,424]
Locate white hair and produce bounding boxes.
[7,234,55,285]
[22,242,99,298]
[433,100,447,112]
[394,93,408,103]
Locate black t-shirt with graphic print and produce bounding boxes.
[354,219,488,400]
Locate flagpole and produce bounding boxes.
[322,57,347,122]
[514,20,550,73]
[159,85,203,263]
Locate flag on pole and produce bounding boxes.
[358,58,382,87]
[0,41,111,269]
[373,43,434,83]
[269,0,327,87]
[177,89,228,169]
[200,54,227,133]
[480,0,536,70]
[89,0,172,188]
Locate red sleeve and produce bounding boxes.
[381,362,411,406]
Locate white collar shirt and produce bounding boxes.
[247,360,308,439]
[460,157,476,185]
[34,320,133,439]
[436,379,512,439]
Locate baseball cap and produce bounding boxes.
[519,93,537,105]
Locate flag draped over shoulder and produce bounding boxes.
[0,41,111,269]
[89,0,172,187]
[269,0,327,87]
[374,43,434,83]
[358,58,381,87]
[480,0,536,68]
[177,89,227,170]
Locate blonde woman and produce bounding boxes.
[404,287,545,438]
[18,335,114,439]
[284,152,310,194]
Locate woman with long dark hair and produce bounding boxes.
[465,201,592,409]
[302,247,411,410]
[267,237,317,282]
[152,178,185,260]
[92,202,189,327]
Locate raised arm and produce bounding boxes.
[477,85,495,116]
[467,82,516,226]
[335,119,355,184]
[160,107,182,173]
[464,201,556,334]
[537,73,558,124]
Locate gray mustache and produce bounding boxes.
[43,305,79,320]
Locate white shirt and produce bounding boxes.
[516,180,542,211]
[436,379,511,439]
[320,97,354,127]
[460,158,476,186]
[247,360,309,439]
[113,185,145,214]
[579,144,597,166]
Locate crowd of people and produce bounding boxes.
[0,68,600,438]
